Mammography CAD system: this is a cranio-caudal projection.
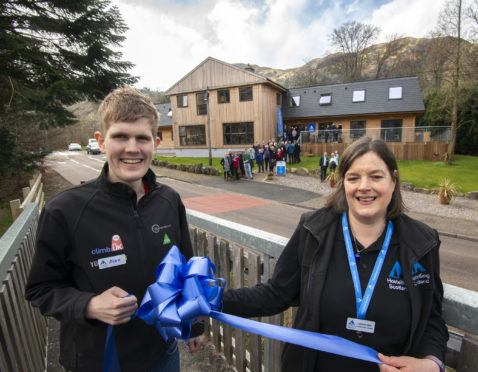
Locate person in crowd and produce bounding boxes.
[292,127,298,141]
[222,136,448,372]
[320,151,329,182]
[243,148,253,180]
[256,148,264,173]
[287,141,295,164]
[220,153,232,181]
[248,147,256,173]
[238,150,245,178]
[294,140,301,163]
[330,151,338,173]
[330,122,337,142]
[25,87,204,372]
[338,123,343,143]
[232,152,240,180]
[269,145,277,172]
[277,145,284,162]
[263,145,270,171]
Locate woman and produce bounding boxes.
[222,137,448,372]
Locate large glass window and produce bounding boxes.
[177,95,188,108]
[352,90,365,102]
[290,95,300,107]
[319,93,332,106]
[389,86,403,100]
[179,125,206,146]
[239,86,253,101]
[218,90,230,104]
[381,119,402,142]
[318,122,332,141]
[223,122,254,145]
[196,93,207,115]
[350,120,366,139]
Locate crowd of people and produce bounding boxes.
[220,140,302,181]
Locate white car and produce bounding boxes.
[68,143,82,151]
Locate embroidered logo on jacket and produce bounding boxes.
[163,233,171,245]
[387,261,430,291]
[111,235,124,251]
[98,254,127,270]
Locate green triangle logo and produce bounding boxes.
[163,233,171,245]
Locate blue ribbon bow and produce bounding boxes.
[136,246,225,342]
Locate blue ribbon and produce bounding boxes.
[134,245,382,365]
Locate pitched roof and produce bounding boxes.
[281,76,425,119]
[166,56,287,95]
[154,103,172,127]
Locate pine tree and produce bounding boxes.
[0,0,136,178]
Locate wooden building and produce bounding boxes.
[161,58,445,159]
[165,57,287,150]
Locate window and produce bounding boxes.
[276,93,281,105]
[290,96,300,107]
[381,119,402,142]
[389,86,402,100]
[196,92,207,115]
[223,122,254,145]
[177,95,188,108]
[179,125,206,146]
[157,130,163,141]
[239,86,253,101]
[319,93,332,105]
[218,90,230,104]
[353,90,365,102]
[318,122,332,141]
[350,120,366,139]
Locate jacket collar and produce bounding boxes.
[302,209,437,266]
[97,162,158,198]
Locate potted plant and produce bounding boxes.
[434,178,458,204]
[306,148,314,157]
[325,170,340,187]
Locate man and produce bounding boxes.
[319,151,329,182]
[25,87,203,371]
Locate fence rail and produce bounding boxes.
[299,125,451,145]
[9,173,45,221]
[0,205,477,371]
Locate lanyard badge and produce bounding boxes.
[342,212,393,334]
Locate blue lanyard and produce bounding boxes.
[342,212,393,319]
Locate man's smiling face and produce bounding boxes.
[96,118,160,190]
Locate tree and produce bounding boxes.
[437,0,463,164]
[0,0,136,180]
[329,21,380,82]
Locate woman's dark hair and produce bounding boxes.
[325,136,405,219]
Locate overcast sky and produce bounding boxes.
[112,0,448,91]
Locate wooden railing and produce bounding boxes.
[9,173,45,221]
[0,203,46,371]
[187,209,478,372]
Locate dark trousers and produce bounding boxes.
[257,160,264,172]
[233,167,239,180]
[320,166,327,181]
[264,158,269,170]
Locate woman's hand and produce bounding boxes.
[85,286,138,325]
[186,335,205,354]
[378,353,440,372]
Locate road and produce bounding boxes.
[45,151,478,292]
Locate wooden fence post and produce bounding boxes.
[457,335,478,372]
[10,199,21,221]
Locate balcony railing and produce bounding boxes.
[299,126,452,144]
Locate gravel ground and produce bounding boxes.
[268,173,478,222]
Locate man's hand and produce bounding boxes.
[186,335,205,354]
[378,353,440,372]
[85,286,138,325]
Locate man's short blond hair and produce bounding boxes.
[97,86,159,136]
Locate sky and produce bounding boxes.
[112,0,449,91]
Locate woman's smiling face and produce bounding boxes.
[344,151,397,225]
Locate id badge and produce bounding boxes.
[346,317,375,334]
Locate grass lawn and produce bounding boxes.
[0,205,13,238]
[155,154,478,193]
